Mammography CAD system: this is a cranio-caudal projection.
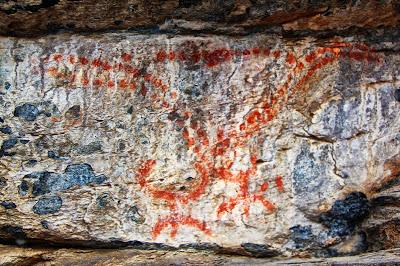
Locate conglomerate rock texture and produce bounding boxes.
[0,32,399,258]
[0,0,400,262]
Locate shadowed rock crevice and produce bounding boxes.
[0,0,398,37]
[319,192,370,238]
[287,192,372,257]
[2,244,400,265]
[0,236,280,258]
[0,0,60,15]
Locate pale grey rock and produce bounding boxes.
[0,33,399,257]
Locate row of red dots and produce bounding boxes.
[49,52,172,93]
[48,66,170,96]
[50,53,136,72]
[154,47,288,67]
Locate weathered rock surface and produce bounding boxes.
[0,31,399,258]
[2,244,400,265]
[0,0,399,37]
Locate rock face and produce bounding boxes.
[1,0,399,37]
[2,244,400,266]
[0,32,399,258]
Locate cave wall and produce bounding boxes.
[0,0,399,262]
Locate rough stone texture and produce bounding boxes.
[1,244,400,265]
[0,0,399,37]
[0,31,399,258]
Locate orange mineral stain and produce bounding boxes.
[286,53,296,65]
[53,54,63,62]
[121,52,132,62]
[136,159,156,188]
[79,57,89,65]
[152,215,211,239]
[156,50,167,62]
[275,175,284,193]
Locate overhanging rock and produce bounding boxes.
[0,33,399,257]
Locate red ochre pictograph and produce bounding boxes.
[47,41,382,239]
[46,52,172,109]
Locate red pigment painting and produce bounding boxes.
[46,41,381,239]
